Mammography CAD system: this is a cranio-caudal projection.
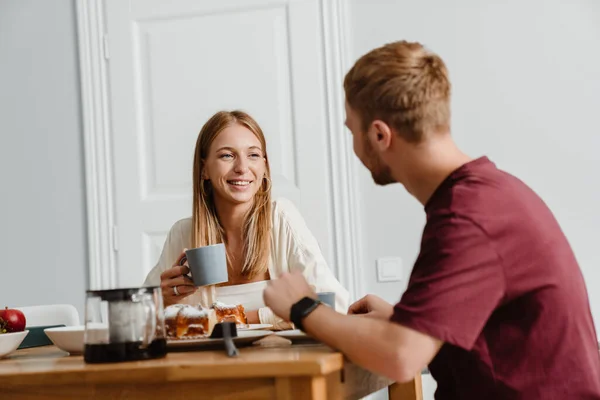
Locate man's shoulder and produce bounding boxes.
[432,160,535,218]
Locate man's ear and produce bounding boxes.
[368,120,393,152]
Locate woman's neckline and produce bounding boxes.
[215,279,269,293]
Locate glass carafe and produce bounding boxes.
[84,286,167,363]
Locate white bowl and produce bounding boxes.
[0,330,29,358]
[44,325,85,354]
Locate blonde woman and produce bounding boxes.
[143,110,348,328]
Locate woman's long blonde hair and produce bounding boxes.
[192,110,272,279]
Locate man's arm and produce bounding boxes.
[302,305,442,382]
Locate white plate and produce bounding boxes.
[274,329,309,339]
[0,330,29,358]
[238,324,273,331]
[167,330,271,349]
[44,326,85,354]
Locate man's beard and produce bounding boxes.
[364,136,395,186]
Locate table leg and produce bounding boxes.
[388,374,423,400]
[275,376,327,400]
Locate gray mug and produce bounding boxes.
[184,244,228,287]
[317,292,335,310]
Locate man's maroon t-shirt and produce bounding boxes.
[391,157,600,399]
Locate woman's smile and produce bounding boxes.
[227,179,254,190]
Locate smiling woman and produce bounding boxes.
[194,112,273,285]
[143,110,349,329]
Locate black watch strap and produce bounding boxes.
[290,297,322,332]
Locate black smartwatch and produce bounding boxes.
[290,297,323,332]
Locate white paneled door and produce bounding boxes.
[103,0,339,287]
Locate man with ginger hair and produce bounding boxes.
[264,41,600,399]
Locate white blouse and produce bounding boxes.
[143,197,349,328]
[215,280,268,311]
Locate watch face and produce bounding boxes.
[297,297,319,309]
[291,297,322,331]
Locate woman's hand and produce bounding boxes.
[160,251,196,307]
[246,310,260,324]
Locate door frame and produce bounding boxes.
[75,0,365,301]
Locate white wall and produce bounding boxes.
[348,1,600,398]
[0,0,87,320]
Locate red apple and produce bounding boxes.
[0,307,26,333]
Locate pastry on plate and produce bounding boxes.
[212,301,248,327]
[164,304,216,339]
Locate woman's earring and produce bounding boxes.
[262,176,272,193]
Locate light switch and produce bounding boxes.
[376,257,403,282]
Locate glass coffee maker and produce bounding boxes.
[84,286,167,363]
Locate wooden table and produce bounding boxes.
[0,342,422,399]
